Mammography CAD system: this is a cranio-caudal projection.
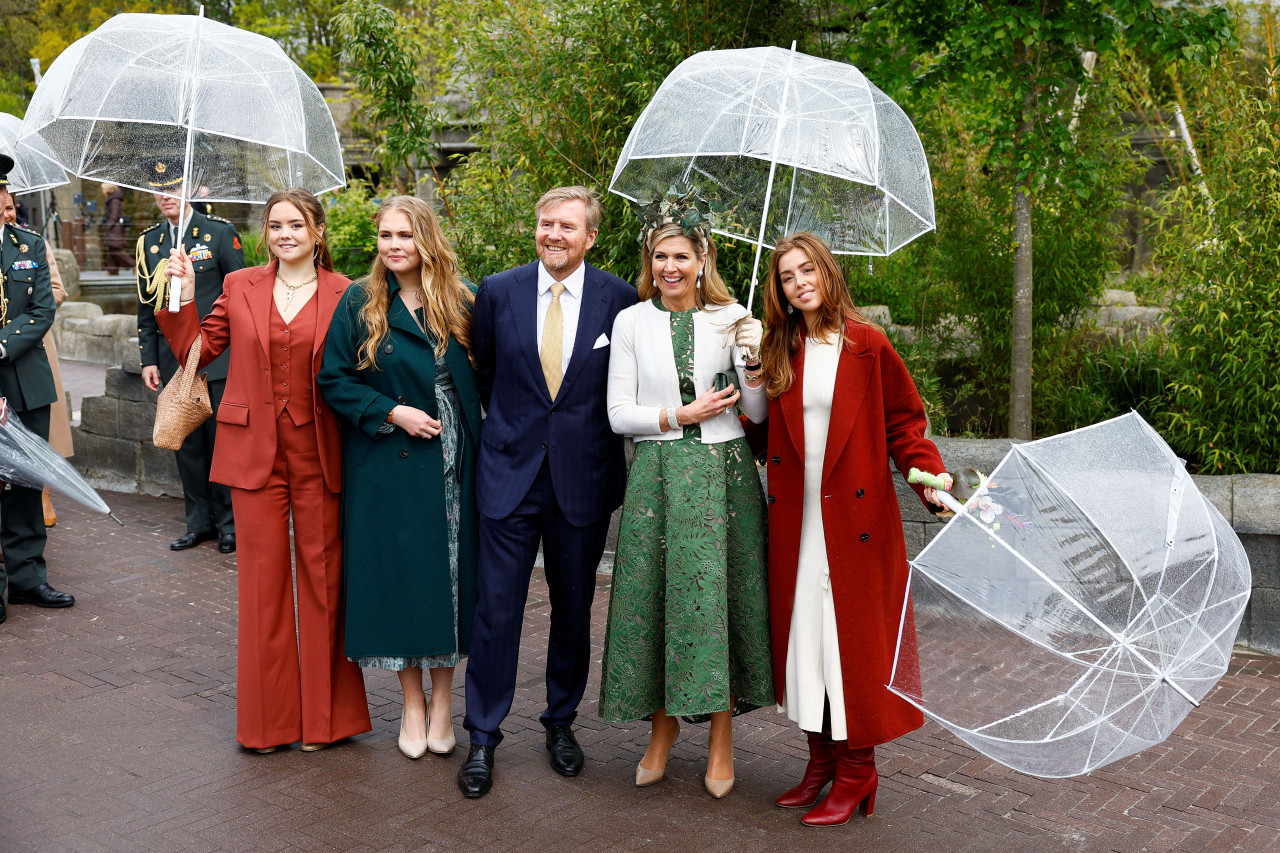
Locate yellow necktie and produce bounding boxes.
[541,282,566,399]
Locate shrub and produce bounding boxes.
[324,180,381,279]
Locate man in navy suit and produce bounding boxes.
[458,186,637,798]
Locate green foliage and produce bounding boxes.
[1147,48,1280,473]
[324,179,380,279]
[443,0,803,290]
[1034,332,1171,434]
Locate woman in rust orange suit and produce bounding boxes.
[158,188,370,753]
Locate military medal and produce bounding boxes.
[203,233,211,242]
[18,244,27,253]
[150,245,159,253]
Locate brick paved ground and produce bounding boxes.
[3,491,1280,853]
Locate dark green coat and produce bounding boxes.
[317,273,481,660]
[135,209,245,381]
[0,224,57,411]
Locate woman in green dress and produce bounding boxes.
[317,196,481,761]
[601,217,773,798]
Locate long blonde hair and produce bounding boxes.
[761,232,880,398]
[356,196,473,369]
[636,223,735,309]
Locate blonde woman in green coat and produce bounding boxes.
[318,196,481,760]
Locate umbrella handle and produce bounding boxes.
[908,467,966,515]
[168,273,184,313]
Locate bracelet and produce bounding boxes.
[386,407,396,424]
[743,361,762,370]
[666,407,680,431]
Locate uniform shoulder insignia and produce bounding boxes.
[208,214,235,226]
[10,223,39,238]
[140,222,164,235]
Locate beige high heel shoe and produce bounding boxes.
[398,713,428,759]
[425,706,457,755]
[636,721,680,786]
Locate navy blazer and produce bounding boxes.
[472,260,638,526]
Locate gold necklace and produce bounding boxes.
[276,271,318,311]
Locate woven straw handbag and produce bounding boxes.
[152,334,212,451]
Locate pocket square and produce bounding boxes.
[593,333,610,349]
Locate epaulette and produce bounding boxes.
[9,223,40,238]
[207,214,235,226]
[140,222,164,235]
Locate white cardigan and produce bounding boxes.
[607,299,767,443]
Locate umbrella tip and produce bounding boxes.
[109,511,124,527]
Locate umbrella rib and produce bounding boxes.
[746,43,799,311]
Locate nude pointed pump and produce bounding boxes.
[636,721,680,786]
[704,774,735,799]
[425,708,457,755]
[398,716,428,760]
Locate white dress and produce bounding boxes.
[783,334,849,739]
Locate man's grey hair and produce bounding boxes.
[535,185,603,233]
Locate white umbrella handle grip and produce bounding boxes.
[168,274,183,313]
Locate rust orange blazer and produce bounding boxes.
[155,261,350,494]
[766,319,946,749]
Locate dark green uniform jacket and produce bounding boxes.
[317,274,481,660]
[135,209,245,381]
[0,224,57,411]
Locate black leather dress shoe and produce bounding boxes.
[8,583,75,608]
[218,534,236,554]
[171,531,215,551]
[546,725,584,777]
[457,744,495,798]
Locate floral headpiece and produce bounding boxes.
[635,183,735,250]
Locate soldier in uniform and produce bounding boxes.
[0,153,74,625]
[136,159,245,553]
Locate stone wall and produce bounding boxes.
[52,302,139,366]
[897,437,1280,656]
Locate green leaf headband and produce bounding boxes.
[635,182,735,249]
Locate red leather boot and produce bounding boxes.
[775,730,838,808]
[801,743,877,826]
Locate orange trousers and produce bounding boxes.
[231,412,370,748]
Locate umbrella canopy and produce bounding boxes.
[0,413,111,516]
[0,113,68,194]
[18,11,344,204]
[610,45,935,307]
[889,412,1250,778]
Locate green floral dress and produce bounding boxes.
[599,299,774,721]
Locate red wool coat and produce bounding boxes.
[766,320,946,748]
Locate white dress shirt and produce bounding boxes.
[536,261,586,373]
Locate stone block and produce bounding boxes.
[1099,288,1138,307]
[120,339,143,373]
[56,302,103,321]
[1108,306,1164,327]
[118,399,157,442]
[886,324,918,345]
[140,442,182,497]
[52,249,80,300]
[1247,587,1280,656]
[1242,534,1280,590]
[1191,474,1232,522]
[78,395,118,435]
[902,522,925,558]
[933,436,1020,486]
[105,367,155,403]
[860,305,893,326]
[82,334,119,364]
[89,315,136,338]
[70,429,137,493]
[1236,598,1251,646]
[1232,474,1280,535]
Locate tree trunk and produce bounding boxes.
[1009,59,1037,440]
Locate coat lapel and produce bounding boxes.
[505,262,547,401]
[313,268,345,367]
[555,264,606,402]
[385,272,435,346]
[780,334,806,460]
[246,260,277,362]
[822,322,874,486]
[1,227,16,276]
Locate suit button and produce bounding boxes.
[399,449,409,458]
[860,532,869,542]
[771,456,781,465]
[398,396,406,404]
[856,489,865,498]
[541,442,548,449]
[384,343,394,354]
[767,495,775,504]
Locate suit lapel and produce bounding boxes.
[780,335,806,460]
[822,322,874,486]
[313,268,344,367]
[506,263,547,401]
[556,264,606,401]
[246,260,277,362]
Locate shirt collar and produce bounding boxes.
[537,260,586,298]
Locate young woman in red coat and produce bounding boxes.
[760,233,952,827]
[159,189,371,753]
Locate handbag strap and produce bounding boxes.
[176,333,204,395]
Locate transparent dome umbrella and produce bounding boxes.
[609,43,935,310]
[890,412,1250,778]
[18,7,345,310]
[0,113,68,194]
[0,407,116,521]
